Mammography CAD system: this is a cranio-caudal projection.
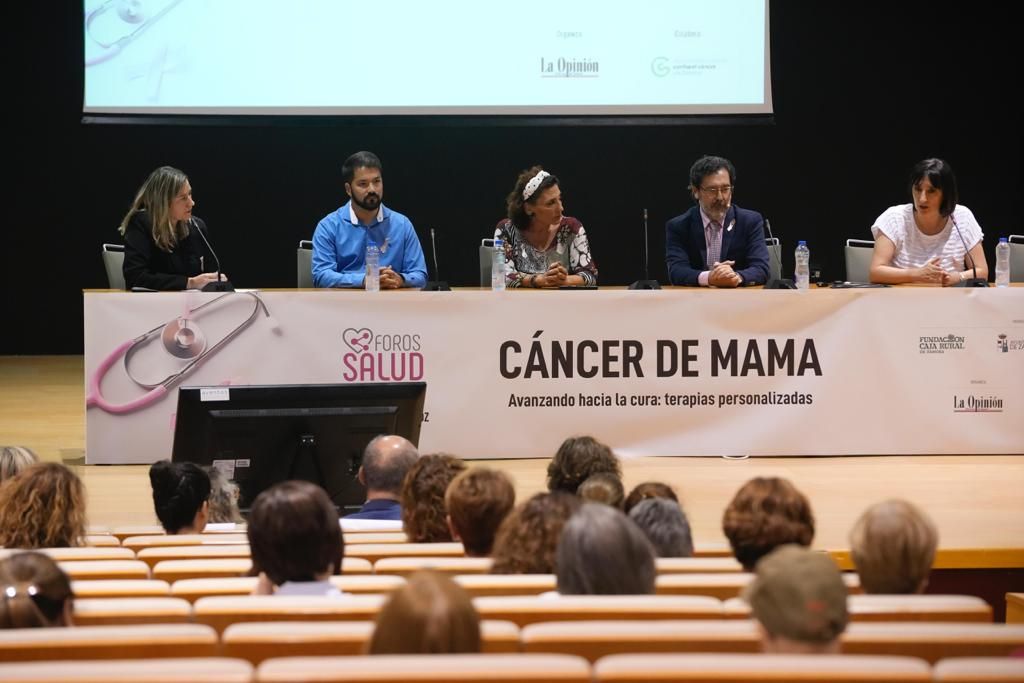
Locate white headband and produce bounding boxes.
[522,170,550,201]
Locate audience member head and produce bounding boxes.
[628,497,694,557]
[744,545,848,654]
[444,467,516,557]
[360,435,419,499]
[849,499,938,594]
[0,462,86,549]
[0,446,39,483]
[623,481,679,514]
[247,481,344,587]
[368,571,481,654]
[577,472,625,509]
[506,165,561,228]
[148,460,211,534]
[0,552,74,629]
[118,166,193,251]
[722,476,815,571]
[909,158,958,217]
[547,435,621,494]
[557,503,656,595]
[490,491,583,574]
[401,454,466,543]
[205,466,243,525]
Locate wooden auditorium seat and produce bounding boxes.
[374,557,493,577]
[0,547,134,562]
[454,574,556,597]
[59,560,150,580]
[339,519,403,533]
[110,524,247,541]
[841,622,1024,662]
[592,653,931,682]
[0,657,253,683]
[222,619,519,664]
[137,544,252,568]
[171,575,405,602]
[121,533,249,551]
[255,653,591,683]
[193,595,388,634]
[655,572,862,600]
[84,534,121,547]
[472,595,724,628]
[71,579,171,598]
[152,557,373,582]
[72,597,193,626]
[654,557,745,574]
[344,542,466,563]
[0,623,218,661]
[691,541,733,558]
[932,657,1024,682]
[1007,593,1024,624]
[723,594,993,622]
[335,532,408,544]
[521,619,759,661]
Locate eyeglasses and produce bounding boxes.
[699,185,733,197]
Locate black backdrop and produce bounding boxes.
[7,3,1019,354]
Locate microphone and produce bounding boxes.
[190,218,234,292]
[422,228,450,291]
[762,218,796,289]
[949,216,987,287]
[629,208,661,290]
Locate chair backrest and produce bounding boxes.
[137,544,252,568]
[222,619,519,664]
[171,575,405,602]
[0,657,251,682]
[255,653,591,683]
[654,557,745,574]
[102,243,126,290]
[152,557,372,582]
[0,623,219,663]
[1009,235,1024,282]
[297,239,313,288]
[473,595,724,628]
[845,238,875,282]
[655,572,861,600]
[766,237,782,280]
[373,556,493,577]
[0,547,134,562]
[842,622,1024,663]
[593,653,931,683]
[71,579,171,599]
[522,619,759,661]
[58,560,151,581]
[480,239,495,287]
[724,594,993,622]
[344,542,465,564]
[1007,592,1024,623]
[73,597,193,626]
[455,574,556,598]
[933,656,1024,682]
[193,594,388,634]
[122,534,250,551]
[85,534,121,547]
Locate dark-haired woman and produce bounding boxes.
[494,166,598,288]
[149,460,211,534]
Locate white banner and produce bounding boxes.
[84,289,1024,463]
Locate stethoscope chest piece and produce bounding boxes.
[161,318,207,359]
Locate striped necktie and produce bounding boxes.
[707,221,723,267]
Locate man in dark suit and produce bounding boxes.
[665,156,770,287]
[343,435,419,520]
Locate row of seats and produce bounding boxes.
[1,651,1021,682]
[104,234,1024,288]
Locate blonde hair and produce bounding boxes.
[368,571,480,654]
[0,552,74,628]
[118,166,191,252]
[0,446,39,483]
[850,499,938,594]
[0,463,87,549]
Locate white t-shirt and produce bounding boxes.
[871,204,984,271]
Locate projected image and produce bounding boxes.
[83,0,771,116]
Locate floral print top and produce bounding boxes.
[494,216,598,288]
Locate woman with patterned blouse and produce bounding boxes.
[494,166,598,288]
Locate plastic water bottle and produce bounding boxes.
[491,238,506,291]
[365,241,380,291]
[794,241,810,291]
[995,237,1010,287]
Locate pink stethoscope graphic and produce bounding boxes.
[85,0,186,67]
[86,292,276,414]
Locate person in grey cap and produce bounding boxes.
[743,544,849,654]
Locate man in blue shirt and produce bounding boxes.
[344,434,420,520]
[312,151,428,288]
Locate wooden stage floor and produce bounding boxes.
[3,356,1023,556]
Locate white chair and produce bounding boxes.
[1009,235,1024,283]
[102,243,125,290]
[845,238,874,282]
[765,237,782,281]
[297,240,313,288]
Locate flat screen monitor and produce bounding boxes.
[171,382,426,513]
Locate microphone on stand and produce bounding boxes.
[422,228,450,291]
[629,208,661,290]
[763,218,796,289]
[191,218,234,292]
[949,216,988,287]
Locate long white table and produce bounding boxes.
[84,288,1024,463]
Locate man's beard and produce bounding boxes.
[354,193,381,211]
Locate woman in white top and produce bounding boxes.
[869,158,988,285]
